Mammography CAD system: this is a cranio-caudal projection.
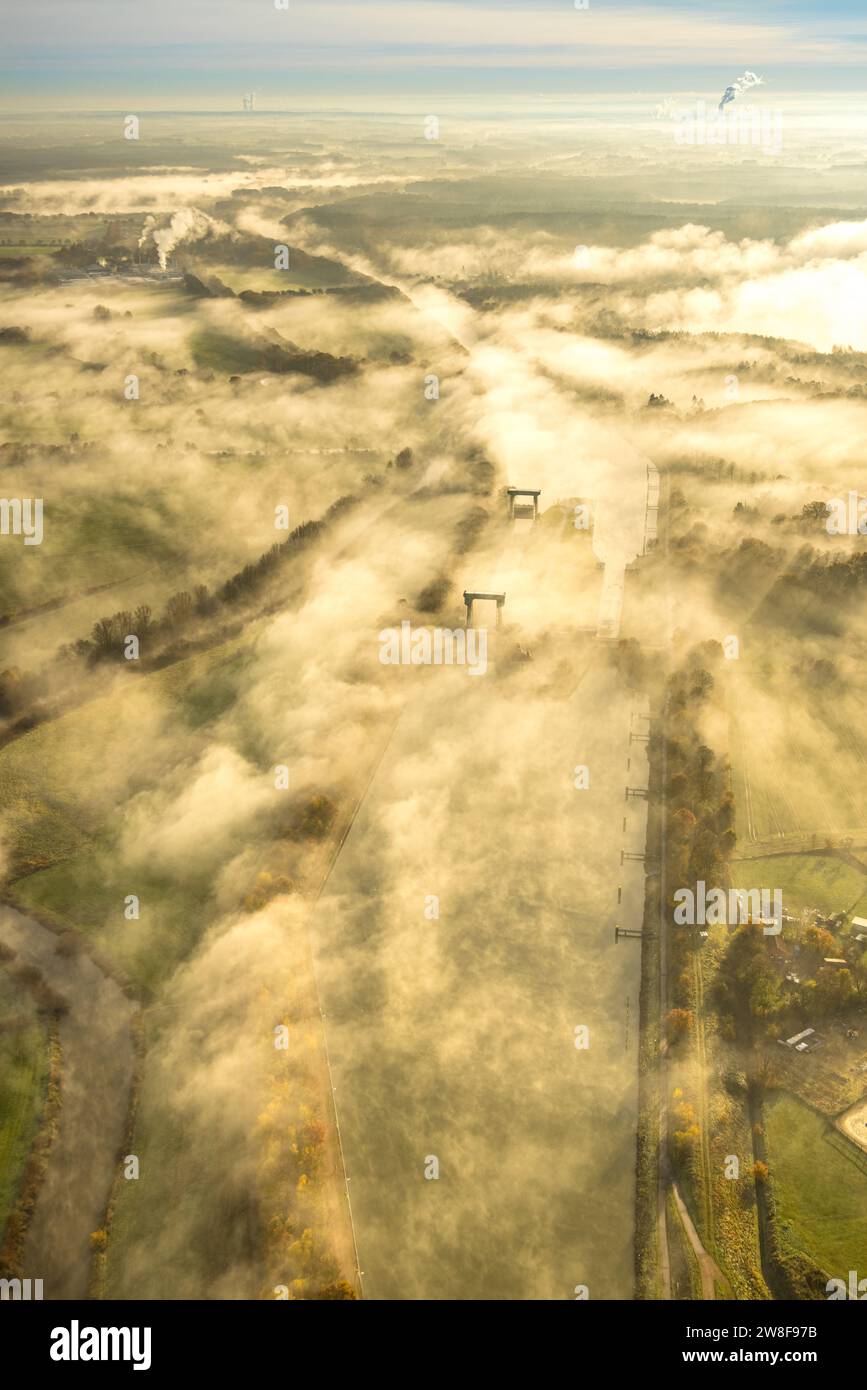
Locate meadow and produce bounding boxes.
[765,1093,867,1278]
[0,970,49,1239]
[731,853,867,919]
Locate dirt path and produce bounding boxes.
[657,894,672,1300]
[0,905,137,1298]
[692,952,715,1244]
[672,1183,727,1300]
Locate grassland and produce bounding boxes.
[208,263,350,294]
[765,1093,867,1277]
[0,635,254,993]
[0,246,60,258]
[729,685,867,844]
[0,492,185,618]
[731,853,867,918]
[0,971,50,1238]
[11,853,216,997]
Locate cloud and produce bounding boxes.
[2,1,861,69]
[370,216,867,351]
[121,746,275,874]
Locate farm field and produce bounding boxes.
[0,635,255,990]
[728,676,867,845]
[764,1093,867,1279]
[730,853,867,919]
[0,492,185,620]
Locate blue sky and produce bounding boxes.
[2,0,866,108]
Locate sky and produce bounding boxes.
[2,0,867,108]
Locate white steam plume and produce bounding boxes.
[138,207,230,270]
[718,70,765,111]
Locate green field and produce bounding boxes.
[11,852,216,997]
[765,1093,867,1277]
[0,635,254,992]
[0,971,50,1237]
[0,492,184,618]
[0,246,60,258]
[208,264,331,294]
[731,853,867,918]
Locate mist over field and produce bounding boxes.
[1,70,867,1310]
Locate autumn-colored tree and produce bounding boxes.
[242,872,296,913]
[665,1008,694,1044]
[290,794,337,840]
[315,1280,357,1300]
[672,1098,696,1129]
[802,925,836,958]
[813,964,855,1016]
[672,1123,700,1162]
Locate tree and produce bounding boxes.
[849,951,867,997]
[290,794,337,840]
[163,591,194,629]
[716,923,782,1037]
[814,965,855,1016]
[802,925,836,958]
[672,1122,700,1162]
[315,1280,357,1300]
[801,501,830,523]
[665,1008,694,1044]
